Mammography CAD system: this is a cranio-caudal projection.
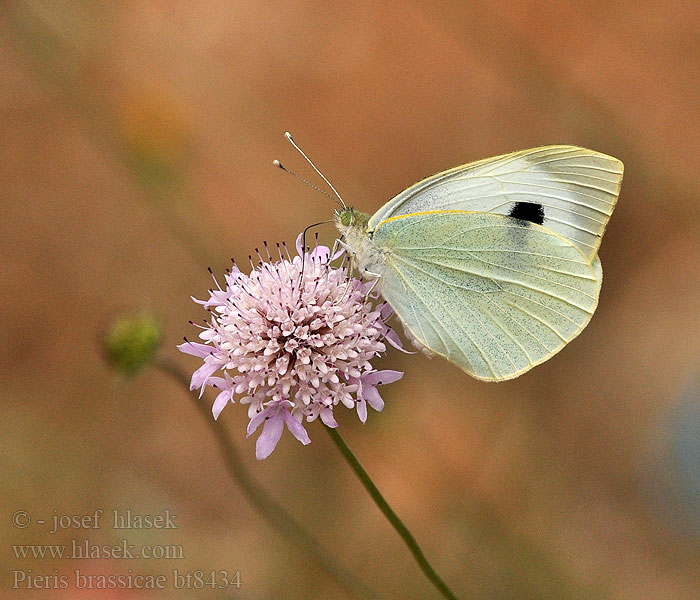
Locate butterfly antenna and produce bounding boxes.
[272,160,336,202]
[297,219,334,293]
[284,131,347,210]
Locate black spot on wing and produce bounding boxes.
[508,201,545,225]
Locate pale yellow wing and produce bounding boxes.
[368,146,623,262]
[373,210,601,381]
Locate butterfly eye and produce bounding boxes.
[339,209,353,227]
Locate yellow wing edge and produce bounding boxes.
[374,209,593,265]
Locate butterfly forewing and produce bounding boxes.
[367,146,623,263]
[372,211,600,381]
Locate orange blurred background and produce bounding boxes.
[2,2,699,598]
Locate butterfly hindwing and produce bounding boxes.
[372,210,601,381]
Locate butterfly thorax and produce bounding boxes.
[334,207,385,278]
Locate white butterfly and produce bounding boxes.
[280,135,623,381]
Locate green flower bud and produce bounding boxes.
[103,311,162,375]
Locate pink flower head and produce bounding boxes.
[179,235,403,459]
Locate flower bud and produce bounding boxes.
[103,310,162,375]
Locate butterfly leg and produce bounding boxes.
[333,237,356,301]
[336,238,354,256]
[362,273,381,300]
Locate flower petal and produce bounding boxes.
[362,385,384,412]
[320,407,338,428]
[362,370,403,386]
[328,241,346,261]
[356,398,368,423]
[207,376,228,389]
[177,341,212,358]
[246,405,274,436]
[190,360,220,392]
[256,414,285,460]
[309,245,331,263]
[212,389,232,419]
[380,303,393,320]
[283,412,311,445]
[384,328,413,353]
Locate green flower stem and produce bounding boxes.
[325,426,460,600]
[154,357,382,600]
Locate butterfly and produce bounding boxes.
[279,135,623,381]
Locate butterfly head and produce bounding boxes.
[335,207,370,232]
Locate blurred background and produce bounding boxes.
[2,1,699,598]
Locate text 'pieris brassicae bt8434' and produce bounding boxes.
[278,134,623,382]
